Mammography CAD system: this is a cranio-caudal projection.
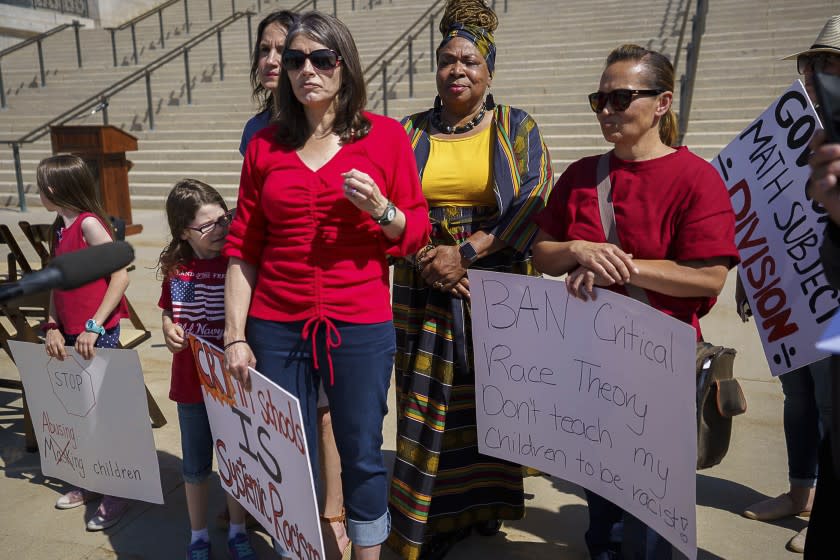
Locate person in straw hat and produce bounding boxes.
[803,14,840,560]
[741,14,840,555]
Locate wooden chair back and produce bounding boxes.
[18,221,52,268]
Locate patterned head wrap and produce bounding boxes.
[438,22,496,74]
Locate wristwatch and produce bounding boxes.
[373,201,397,226]
[84,318,106,336]
[459,241,479,265]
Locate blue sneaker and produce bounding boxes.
[228,533,258,560]
[186,539,210,560]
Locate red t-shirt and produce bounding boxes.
[533,147,740,336]
[224,112,431,324]
[158,255,227,404]
[53,212,128,335]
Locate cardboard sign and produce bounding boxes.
[469,271,698,559]
[9,341,163,503]
[712,80,834,375]
[188,335,324,560]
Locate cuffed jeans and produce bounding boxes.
[780,357,833,487]
[247,317,394,546]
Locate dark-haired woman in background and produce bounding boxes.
[388,1,552,558]
[224,11,430,560]
[239,9,298,155]
[532,44,739,560]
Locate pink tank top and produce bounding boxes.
[53,212,128,335]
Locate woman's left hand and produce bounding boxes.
[342,168,388,217]
[419,245,467,290]
[566,265,614,301]
[75,331,99,360]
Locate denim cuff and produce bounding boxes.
[789,477,818,488]
[347,509,390,547]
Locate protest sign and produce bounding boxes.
[187,335,323,560]
[9,341,163,503]
[712,80,834,375]
[469,271,697,558]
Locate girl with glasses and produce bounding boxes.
[532,44,740,560]
[157,179,259,560]
[224,11,430,560]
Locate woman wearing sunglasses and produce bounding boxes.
[532,44,739,560]
[223,11,430,560]
[387,1,553,559]
[238,10,351,560]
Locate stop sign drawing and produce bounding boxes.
[47,355,96,417]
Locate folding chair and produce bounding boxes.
[17,221,51,269]
[0,225,48,327]
[0,224,34,281]
[0,302,42,452]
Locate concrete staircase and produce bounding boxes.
[0,0,443,208]
[682,1,838,159]
[0,0,837,210]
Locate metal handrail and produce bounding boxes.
[105,0,191,66]
[363,0,447,116]
[677,0,708,146]
[364,0,508,116]
[1,11,253,211]
[0,21,84,108]
[671,0,694,75]
[103,0,326,67]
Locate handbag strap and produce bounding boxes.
[595,152,650,305]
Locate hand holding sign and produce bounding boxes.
[189,335,324,559]
[470,271,697,558]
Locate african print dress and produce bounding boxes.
[388,105,553,560]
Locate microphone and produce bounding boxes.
[0,241,134,303]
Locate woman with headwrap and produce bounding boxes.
[387,2,552,558]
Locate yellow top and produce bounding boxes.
[422,125,496,206]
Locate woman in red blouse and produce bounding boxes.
[532,44,739,560]
[223,11,430,560]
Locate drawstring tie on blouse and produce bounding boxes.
[301,315,342,386]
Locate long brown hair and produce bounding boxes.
[36,154,112,254]
[157,178,228,279]
[251,10,299,115]
[273,11,370,149]
[605,44,679,146]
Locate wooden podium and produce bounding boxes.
[50,125,143,236]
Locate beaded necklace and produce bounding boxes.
[430,103,487,134]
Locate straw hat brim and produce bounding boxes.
[781,46,840,60]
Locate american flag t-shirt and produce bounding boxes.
[159,255,227,403]
[170,276,225,323]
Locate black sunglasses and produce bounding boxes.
[186,209,234,235]
[588,89,665,113]
[797,53,838,75]
[281,49,343,71]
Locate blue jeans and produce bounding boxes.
[780,357,833,487]
[176,402,213,484]
[247,317,395,547]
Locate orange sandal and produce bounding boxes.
[320,508,352,560]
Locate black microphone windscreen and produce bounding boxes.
[50,241,135,290]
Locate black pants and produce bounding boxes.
[805,435,840,558]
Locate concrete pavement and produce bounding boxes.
[0,207,807,559]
